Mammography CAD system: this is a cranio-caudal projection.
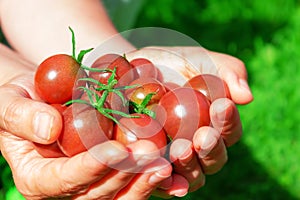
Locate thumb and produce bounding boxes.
[0,84,62,144]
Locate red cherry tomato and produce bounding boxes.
[33,142,66,158]
[130,58,163,82]
[184,74,231,102]
[163,82,180,92]
[34,54,87,104]
[51,103,68,114]
[156,87,210,140]
[125,77,167,106]
[114,113,167,155]
[89,53,135,86]
[57,103,114,157]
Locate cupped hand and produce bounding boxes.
[0,75,177,199]
[1,128,176,199]
[126,46,253,193]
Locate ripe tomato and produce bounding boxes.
[57,103,114,157]
[184,74,231,102]
[125,77,167,106]
[114,113,167,155]
[163,82,180,92]
[35,54,87,104]
[156,87,210,140]
[130,58,163,81]
[51,103,68,114]
[89,53,135,87]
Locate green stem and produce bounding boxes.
[69,26,76,59]
[98,90,109,108]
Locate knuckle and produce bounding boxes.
[0,85,31,132]
[1,98,26,133]
[59,177,88,196]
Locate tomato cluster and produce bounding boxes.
[33,51,230,158]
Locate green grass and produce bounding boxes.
[1,0,300,199]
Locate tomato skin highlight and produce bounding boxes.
[157,87,210,140]
[57,103,114,157]
[114,113,167,155]
[34,54,87,104]
[125,77,167,106]
[184,74,231,102]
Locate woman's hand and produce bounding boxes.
[1,128,175,199]
[0,45,179,199]
[126,46,252,105]
[126,46,253,194]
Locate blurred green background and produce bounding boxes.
[1,0,300,199]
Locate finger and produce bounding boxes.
[0,84,62,144]
[116,140,162,172]
[73,140,161,200]
[115,158,172,200]
[193,126,228,175]
[74,169,135,200]
[3,139,129,199]
[210,98,242,147]
[169,139,205,192]
[153,174,189,198]
[209,51,253,105]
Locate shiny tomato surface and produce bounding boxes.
[184,74,231,102]
[125,77,166,106]
[34,54,87,104]
[58,103,113,157]
[114,113,167,155]
[156,87,210,140]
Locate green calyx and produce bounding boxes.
[129,92,157,119]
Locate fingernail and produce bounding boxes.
[148,170,171,185]
[178,148,193,165]
[170,188,188,197]
[198,144,215,158]
[215,100,231,122]
[137,155,156,166]
[198,131,219,158]
[158,176,173,190]
[239,79,252,94]
[33,112,53,141]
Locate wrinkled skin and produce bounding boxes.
[0,46,253,199]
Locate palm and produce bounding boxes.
[126,46,253,104]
